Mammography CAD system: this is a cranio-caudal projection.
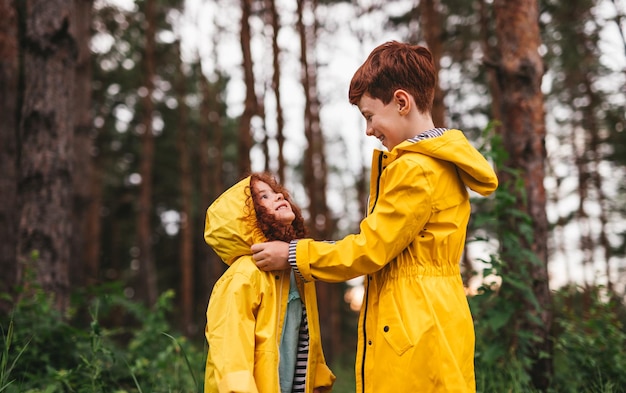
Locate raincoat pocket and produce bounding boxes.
[379,290,413,356]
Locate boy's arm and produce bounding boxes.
[295,158,432,282]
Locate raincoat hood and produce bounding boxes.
[204,176,266,266]
[395,128,498,196]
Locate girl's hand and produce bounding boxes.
[251,241,290,271]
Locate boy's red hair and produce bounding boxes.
[348,41,436,114]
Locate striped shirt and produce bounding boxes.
[292,308,309,392]
[288,240,310,392]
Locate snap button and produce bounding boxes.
[383,326,389,332]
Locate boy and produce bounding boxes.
[252,41,498,392]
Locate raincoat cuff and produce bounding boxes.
[291,239,313,282]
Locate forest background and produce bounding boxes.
[1,0,626,392]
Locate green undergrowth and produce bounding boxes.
[0,282,205,393]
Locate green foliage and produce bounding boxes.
[469,122,546,378]
[3,264,626,392]
[328,354,356,393]
[468,123,626,392]
[550,286,626,393]
[0,283,205,393]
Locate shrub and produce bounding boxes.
[0,283,205,393]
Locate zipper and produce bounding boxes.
[361,151,384,392]
[275,270,285,345]
[360,275,371,393]
[369,151,384,215]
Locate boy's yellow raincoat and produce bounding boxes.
[203,177,335,393]
[292,129,498,393]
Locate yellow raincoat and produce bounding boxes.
[291,129,498,393]
[203,176,335,393]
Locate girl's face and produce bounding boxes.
[253,180,295,225]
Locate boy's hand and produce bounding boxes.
[251,241,290,271]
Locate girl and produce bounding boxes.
[203,172,335,393]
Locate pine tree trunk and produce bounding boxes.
[0,0,19,312]
[479,0,503,126]
[297,0,330,239]
[18,0,76,312]
[238,0,255,177]
[70,0,96,286]
[265,0,286,182]
[199,73,226,299]
[419,0,446,127]
[296,0,340,364]
[137,0,158,306]
[492,0,553,388]
[175,47,194,334]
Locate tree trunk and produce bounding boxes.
[418,0,446,127]
[479,0,502,127]
[492,0,553,389]
[137,0,158,306]
[199,72,226,298]
[296,0,340,364]
[238,0,256,177]
[296,0,330,240]
[265,0,286,182]
[18,0,76,312]
[70,0,96,286]
[0,0,19,312]
[175,46,195,334]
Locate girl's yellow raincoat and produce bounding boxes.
[203,177,335,393]
[291,129,498,393]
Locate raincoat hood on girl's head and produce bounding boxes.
[204,176,267,266]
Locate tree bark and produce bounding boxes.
[479,0,502,127]
[0,0,20,312]
[296,0,340,364]
[199,72,226,298]
[265,0,286,182]
[492,0,553,388]
[70,0,96,287]
[296,0,330,240]
[175,46,194,334]
[238,0,256,177]
[137,0,158,306]
[418,0,446,127]
[18,0,76,312]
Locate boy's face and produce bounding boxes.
[357,92,412,150]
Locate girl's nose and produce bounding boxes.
[276,193,284,201]
[365,125,374,136]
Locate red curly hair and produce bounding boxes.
[248,172,307,242]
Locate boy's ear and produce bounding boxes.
[393,89,411,115]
